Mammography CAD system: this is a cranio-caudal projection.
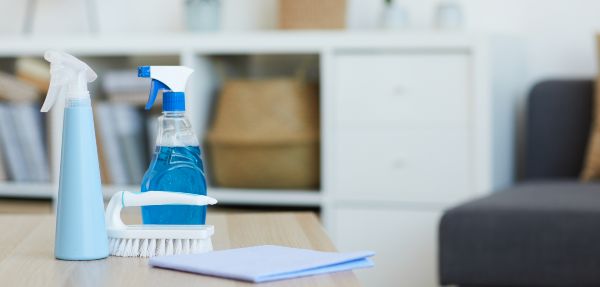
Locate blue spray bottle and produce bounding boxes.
[138,66,208,225]
[41,51,109,260]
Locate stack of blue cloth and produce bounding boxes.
[149,245,375,283]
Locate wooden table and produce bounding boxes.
[0,212,361,286]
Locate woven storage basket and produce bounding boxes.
[207,78,319,189]
[279,0,346,30]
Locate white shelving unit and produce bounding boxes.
[0,32,340,206]
[0,182,55,198]
[0,32,522,286]
[0,31,491,202]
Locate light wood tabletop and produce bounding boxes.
[0,212,361,287]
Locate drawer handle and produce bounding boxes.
[391,158,406,169]
[392,86,407,97]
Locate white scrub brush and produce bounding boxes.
[105,190,217,257]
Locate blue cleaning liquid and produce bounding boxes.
[141,146,207,224]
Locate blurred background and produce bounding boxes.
[1,0,600,286]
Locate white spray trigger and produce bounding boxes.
[41,51,97,112]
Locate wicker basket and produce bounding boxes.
[279,0,346,30]
[207,78,320,189]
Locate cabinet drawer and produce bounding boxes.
[333,206,442,287]
[332,129,471,203]
[333,53,470,127]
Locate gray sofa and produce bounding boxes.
[439,80,600,287]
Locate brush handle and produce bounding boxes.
[123,191,217,207]
[106,191,217,230]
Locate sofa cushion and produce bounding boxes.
[439,181,600,287]
[525,80,593,180]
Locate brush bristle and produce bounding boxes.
[108,237,209,257]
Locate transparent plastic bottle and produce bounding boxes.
[140,111,207,224]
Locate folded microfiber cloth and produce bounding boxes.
[149,245,374,283]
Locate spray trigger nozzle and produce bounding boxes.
[138,66,193,112]
[41,51,96,112]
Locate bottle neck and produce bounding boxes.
[162,111,185,118]
[66,97,91,108]
[156,110,198,147]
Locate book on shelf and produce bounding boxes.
[11,104,50,182]
[103,70,149,93]
[94,70,157,186]
[95,102,152,186]
[113,104,147,184]
[0,70,50,183]
[0,71,41,102]
[15,57,50,93]
[0,104,26,181]
[96,103,131,185]
[0,103,50,182]
[102,70,150,106]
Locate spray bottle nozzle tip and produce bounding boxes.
[138,66,150,78]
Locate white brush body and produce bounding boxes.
[105,191,217,257]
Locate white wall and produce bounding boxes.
[465,0,600,83]
[0,0,277,35]
[346,0,600,84]
[2,0,598,85]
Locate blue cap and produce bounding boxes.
[163,92,185,112]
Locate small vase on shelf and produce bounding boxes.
[435,0,463,30]
[380,0,409,30]
[185,0,221,32]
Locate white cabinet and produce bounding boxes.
[333,53,471,127]
[330,52,475,206]
[333,128,471,203]
[329,51,468,286]
[324,40,518,286]
[333,207,442,287]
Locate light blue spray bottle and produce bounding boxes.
[41,51,108,260]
